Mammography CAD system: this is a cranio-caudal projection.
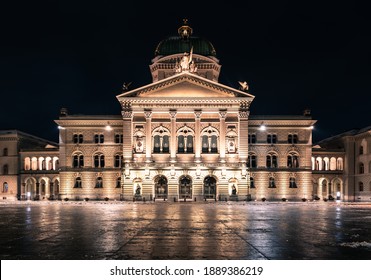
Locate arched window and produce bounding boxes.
[250,177,255,188]
[155,175,168,198]
[45,157,52,170]
[74,177,82,188]
[204,176,216,199]
[330,157,337,170]
[359,182,364,192]
[247,154,257,168]
[24,157,31,170]
[115,133,123,144]
[266,153,278,168]
[73,134,83,143]
[311,157,315,170]
[268,177,276,188]
[248,134,256,144]
[360,145,364,155]
[94,154,105,168]
[289,177,297,188]
[323,157,329,171]
[72,154,84,168]
[3,182,8,193]
[152,126,170,153]
[337,158,343,170]
[201,126,219,153]
[94,134,104,144]
[3,148,8,156]
[31,157,38,170]
[288,134,298,144]
[38,157,45,170]
[287,153,299,168]
[114,154,123,168]
[52,157,59,170]
[359,163,364,174]
[116,177,121,188]
[95,177,103,188]
[267,134,277,144]
[177,126,194,153]
[3,164,9,175]
[315,157,322,170]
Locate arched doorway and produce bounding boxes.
[154,175,168,199]
[318,178,329,199]
[179,175,192,199]
[25,178,36,200]
[333,178,343,200]
[203,176,216,199]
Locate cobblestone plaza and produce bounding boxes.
[1,201,371,260]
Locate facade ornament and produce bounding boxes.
[194,109,202,119]
[144,109,152,119]
[169,109,177,118]
[238,110,250,119]
[122,110,133,119]
[219,110,227,119]
[238,81,249,91]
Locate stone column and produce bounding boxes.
[194,110,202,162]
[219,109,227,162]
[169,109,177,162]
[144,109,152,162]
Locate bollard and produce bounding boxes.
[174,197,176,202]
[163,197,166,201]
[184,197,186,202]
[143,197,146,202]
[154,197,156,202]
[225,197,227,202]
[133,197,135,202]
[194,197,196,202]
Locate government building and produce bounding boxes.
[1,21,370,202]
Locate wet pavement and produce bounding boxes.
[1,201,371,260]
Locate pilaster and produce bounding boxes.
[144,109,152,162]
[170,109,177,161]
[219,109,227,161]
[194,109,202,162]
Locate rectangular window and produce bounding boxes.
[95,134,104,144]
[115,134,123,143]
[248,134,256,144]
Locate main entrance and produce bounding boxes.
[179,175,192,199]
[155,175,168,199]
[204,176,216,199]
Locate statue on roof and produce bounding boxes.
[122,82,132,92]
[238,81,249,91]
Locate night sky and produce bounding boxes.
[1,1,370,144]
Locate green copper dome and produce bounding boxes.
[155,20,216,57]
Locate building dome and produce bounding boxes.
[155,20,216,57]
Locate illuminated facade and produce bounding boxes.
[54,22,315,201]
[1,22,369,202]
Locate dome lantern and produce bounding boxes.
[178,19,193,39]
